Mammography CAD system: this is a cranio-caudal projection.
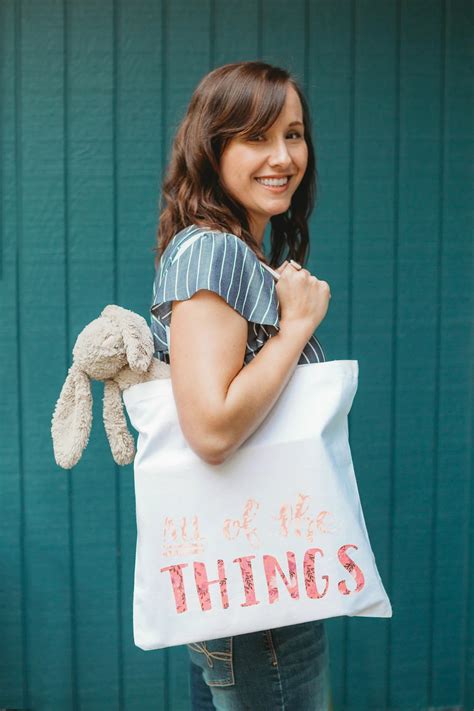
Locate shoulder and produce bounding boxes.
[151,225,279,328]
[164,225,257,269]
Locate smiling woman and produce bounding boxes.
[151,61,332,710]
[155,61,318,271]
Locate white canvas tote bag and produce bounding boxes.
[123,354,392,651]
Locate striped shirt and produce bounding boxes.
[150,225,326,365]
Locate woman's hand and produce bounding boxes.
[275,260,331,339]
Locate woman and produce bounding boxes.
[151,61,332,710]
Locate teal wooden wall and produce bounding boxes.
[1,1,472,709]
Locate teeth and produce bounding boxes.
[256,177,289,187]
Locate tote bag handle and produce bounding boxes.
[258,261,280,281]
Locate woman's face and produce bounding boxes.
[219,84,308,244]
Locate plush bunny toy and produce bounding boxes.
[51,304,171,469]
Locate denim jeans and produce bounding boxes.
[187,619,331,710]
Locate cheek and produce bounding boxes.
[231,147,261,176]
[220,149,248,188]
[297,144,308,169]
[293,147,308,185]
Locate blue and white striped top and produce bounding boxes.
[150,225,326,366]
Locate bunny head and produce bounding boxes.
[73,304,154,380]
[51,305,156,470]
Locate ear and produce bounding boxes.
[103,380,136,466]
[51,365,92,469]
[101,304,154,373]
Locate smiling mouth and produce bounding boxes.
[255,176,291,189]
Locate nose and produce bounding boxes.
[267,138,292,168]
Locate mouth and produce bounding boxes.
[254,175,292,192]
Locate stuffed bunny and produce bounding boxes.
[51,304,171,469]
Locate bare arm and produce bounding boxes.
[169,290,313,465]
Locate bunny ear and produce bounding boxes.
[51,365,92,469]
[101,304,154,373]
[103,380,135,466]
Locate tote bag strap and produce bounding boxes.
[259,261,280,281]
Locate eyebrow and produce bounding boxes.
[288,121,304,127]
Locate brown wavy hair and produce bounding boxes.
[154,60,317,269]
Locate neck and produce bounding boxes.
[251,219,267,247]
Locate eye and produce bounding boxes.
[247,131,303,142]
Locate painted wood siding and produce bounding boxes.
[0,1,472,709]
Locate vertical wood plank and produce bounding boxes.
[0,0,26,706]
[309,0,354,366]
[348,1,398,708]
[19,0,74,707]
[117,0,168,708]
[432,0,473,707]
[390,1,444,707]
[308,3,354,704]
[66,0,120,707]
[261,0,306,76]
[214,0,259,65]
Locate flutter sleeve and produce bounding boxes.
[150,230,280,356]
